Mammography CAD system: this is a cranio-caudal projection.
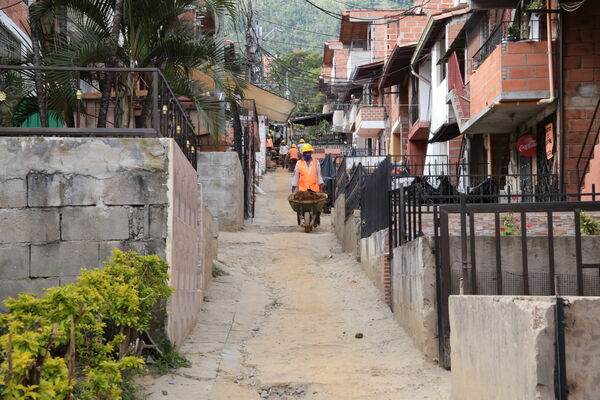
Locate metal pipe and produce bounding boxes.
[558,9,566,193]
[537,0,556,105]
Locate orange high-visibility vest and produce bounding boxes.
[289,147,299,160]
[298,160,320,192]
[266,138,273,147]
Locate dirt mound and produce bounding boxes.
[292,191,327,201]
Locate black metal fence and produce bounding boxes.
[434,198,600,369]
[361,157,391,239]
[344,164,363,220]
[0,65,198,168]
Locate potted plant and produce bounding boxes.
[506,23,520,42]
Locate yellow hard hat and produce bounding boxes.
[301,144,314,153]
[299,139,305,143]
[291,144,296,148]
[281,140,286,144]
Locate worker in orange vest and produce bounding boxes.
[291,144,323,193]
[288,143,299,172]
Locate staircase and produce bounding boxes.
[577,97,600,197]
[447,52,470,131]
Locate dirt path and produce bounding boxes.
[140,169,450,399]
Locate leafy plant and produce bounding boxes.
[527,0,544,10]
[0,250,174,399]
[500,212,520,236]
[507,23,520,37]
[148,336,191,375]
[580,211,600,235]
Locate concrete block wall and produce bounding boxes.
[196,151,244,231]
[450,296,600,400]
[0,137,171,310]
[391,237,439,361]
[0,137,217,348]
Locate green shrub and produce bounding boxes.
[580,211,600,236]
[0,250,174,399]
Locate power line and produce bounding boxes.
[255,17,338,38]
[299,0,432,25]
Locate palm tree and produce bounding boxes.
[22,0,243,132]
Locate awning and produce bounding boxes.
[289,113,333,127]
[351,60,384,83]
[379,43,416,89]
[428,122,461,143]
[190,69,296,123]
[243,83,297,122]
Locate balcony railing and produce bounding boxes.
[472,19,547,70]
[0,66,198,168]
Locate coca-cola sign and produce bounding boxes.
[517,134,537,157]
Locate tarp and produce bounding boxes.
[190,69,296,122]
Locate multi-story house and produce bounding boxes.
[0,0,30,62]
[322,0,600,196]
[320,1,457,156]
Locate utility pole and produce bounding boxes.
[245,0,263,84]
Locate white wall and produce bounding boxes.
[256,116,267,175]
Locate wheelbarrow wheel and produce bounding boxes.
[304,211,312,233]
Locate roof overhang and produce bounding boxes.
[379,43,416,89]
[289,113,333,126]
[470,0,519,9]
[351,60,384,83]
[462,100,553,134]
[429,122,461,143]
[411,4,471,67]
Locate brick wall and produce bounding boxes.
[356,106,386,128]
[470,41,550,119]
[469,46,503,119]
[562,0,600,193]
[0,0,29,33]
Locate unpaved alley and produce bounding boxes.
[141,170,450,400]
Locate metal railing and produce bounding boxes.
[434,198,600,369]
[576,96,600,190]
[0,65,198,168]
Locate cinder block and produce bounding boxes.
[61,206,130,241]
[31,241,99,277]
[98,239,166,264]
[0,209,60,243]
[28,172,101,207]
[149,206,168,238]
[0,278,60,311]
[102,171,168,205]
[0,245,30,280]
[0,178,27,208]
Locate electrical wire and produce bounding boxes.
[300,0,432,25]
[559,0,587,12]
[255,17,338,38]
[0,0,24,11]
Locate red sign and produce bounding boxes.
[545,123,554,160]
[517,134,537,157]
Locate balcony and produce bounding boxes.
[463,39,551,134]
[355,106,385,138]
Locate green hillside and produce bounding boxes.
[233,0,413,55]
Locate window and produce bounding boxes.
[0,25,20,61]
[437,41,447,85]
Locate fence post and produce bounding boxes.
[460,193,469,294]
[152,70,159,135]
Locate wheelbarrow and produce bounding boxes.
[288,192,328,233]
